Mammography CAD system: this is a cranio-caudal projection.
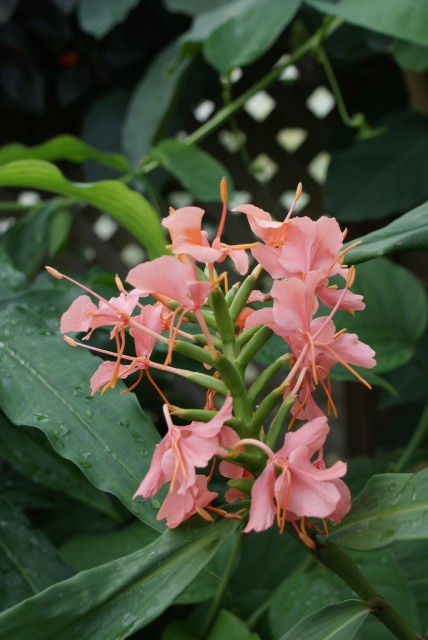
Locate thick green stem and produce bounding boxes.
[214,355,253,430]
[236,326,273,369]
[314,542,422,640]
[169,406,241,430]
[393,399,428,473]
[173,340,214,367]
[248,387,283,436]
[266,393,295,450]
[228,264,263,322]
[210,288,237,359]
[248,354,290,402]
[186,371,228,395]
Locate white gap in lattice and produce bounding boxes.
[176,130,188,140]
[306,86,335,119]
[229,190,252,209]
[93,214,119,241]
[0,217,15,234]
[120,243,146,267]
[218,129,247,153]
[83,247,96,262]
[244,91,276,122]
[18,190,40,206]
[251,153,278,183]
[169,191,194,209]
[276,127,307,153]
[221,67,243,85]
[275,55,300,81]
[193,99,215,123]
[307,151,331,184]
[280,189,310,213]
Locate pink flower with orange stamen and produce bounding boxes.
[162,206,250,275]
[133,396,233,499]
[156,475,218,528]
[242,417,350,533]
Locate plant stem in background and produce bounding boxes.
[393,399,428,473]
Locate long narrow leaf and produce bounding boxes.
[0,519,238,640]
[0,160,166,258]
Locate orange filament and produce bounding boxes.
[315,341,372,389]
[146,369,169,405]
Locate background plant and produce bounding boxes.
[0,1,427,639]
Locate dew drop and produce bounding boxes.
[151,499,161,510]
[85,408,94,418]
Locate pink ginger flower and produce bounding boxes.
[233,182,302,247]
[126,255,212,312]
[133,396,233,498]
[162,204,250,275]
[60,291,139,338]
[241,417,351,533]
[157,475,218,528]
[246,274,375,418]
[89,304,164,395]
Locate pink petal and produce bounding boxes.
[244,463,276,533]
[60,295,97,333]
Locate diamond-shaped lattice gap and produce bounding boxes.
[168,191,194,209]
[218,129,247,154]
[307,151,331,185]
[120,243,146,267]
[306,86,335,119]
[251,153,278,184]
[275,55,300,82]
[280,189,310,213]
[229,190,252,209]
[244,91,276,122]
[276,128,308,153]
[93,214,119,241]
[193,99,215,123]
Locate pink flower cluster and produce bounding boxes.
[50,182,375,541]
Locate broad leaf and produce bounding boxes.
[333,258,427,373]
[0,307,163,530]
[207,610,260,640]
[204,0,301,72]
[123,40,193,167]
[306,0,428,47]
[0,159,166,258]
[77,0,140,38]
[277,600,370,640]
[150,139,233,201]
[0,499,73,612]
[0,412,116,518]
[392,40,428,72]
[0,135,130,172]
[325,111,428,222]
[346,199,428,264]
[0,519,238,640]
[331,468,428,550]
[164,0,226,16]
[60,521,159,572]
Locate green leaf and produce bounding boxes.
[150,139,233,201]
[392,40,428,72]
[0,307,163,530]
[203,0,301,72]
[277,600,370,640]
[0,246,26,294]
[60,521,159,572]
[346,200,428,264]
[207,610,260,640]
[0,519,238,640]
[0,411,116,519]
[0,159,166,258]
[0,499,73,612]
[77,0,140,38]
[164,0,226,16]
[123,40,193,167]
[2,199,61,276]
[306,0,428,47]
[0,135,130,172]
[330,468,428,550]
[333,258,427,373]
[325,111,428,222]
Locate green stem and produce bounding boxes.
[248,354,290,402]
[236,326,273,369]
[313,542,422,640]
[248,387,283,436]
[169,406,241,430]
[199,533,241,639]
[173,340,215,367]
[229,264,263,322]
[265,392,295,450]
[214,355,253,430]
[316,44,372,137]
[393,399,428,473]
